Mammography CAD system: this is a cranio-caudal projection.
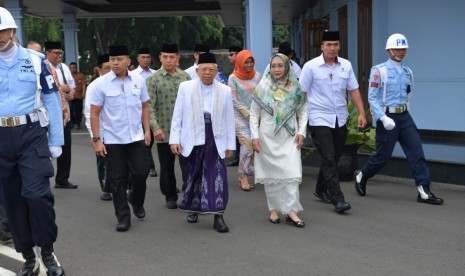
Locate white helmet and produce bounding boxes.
[0,7,18,31]
[385,33,409,49]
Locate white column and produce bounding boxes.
[244,0,272,73]
[62,14,79,66]
[5,0,25,45]
[347,0,358,75]
[372,0,389,65]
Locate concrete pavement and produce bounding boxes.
[1,129,464,276]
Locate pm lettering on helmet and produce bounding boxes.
[396,39,406,46]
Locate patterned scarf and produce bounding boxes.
[252,54,305,136]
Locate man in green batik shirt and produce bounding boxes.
[147,42,190,209]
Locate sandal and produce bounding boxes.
[238,178,251,191]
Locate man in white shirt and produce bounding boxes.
[133,47,156,81]
[184,44,210,80]
[170,53,235,232]
[299,31,367,214]
[45,41,78,190]
[90,45,151,232]
[84,53,112,201]
[133,47,158,177]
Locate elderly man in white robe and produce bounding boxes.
[170,53,235,233]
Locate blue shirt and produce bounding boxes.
[0,45,64,146]
[368,59,413,120]
[216,71,228,85]
[299,54,359,128]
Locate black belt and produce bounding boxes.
[384,105,407,114]
[204,113,212,123]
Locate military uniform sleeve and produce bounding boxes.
[367,67,385,121]
[40,59,64,146]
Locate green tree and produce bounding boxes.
[273,25,291,47]
[24,17,62,44]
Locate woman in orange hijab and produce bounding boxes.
[228,50,262,191]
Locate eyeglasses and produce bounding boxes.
[228,52,237,57]
[51,50,63,55]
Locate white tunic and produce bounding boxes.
[250,98,308,213]
[169,79,236,158]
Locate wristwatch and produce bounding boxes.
[92,136,101,142]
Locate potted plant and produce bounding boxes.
[337,101,376,181]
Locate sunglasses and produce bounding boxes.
[228,52,237,57]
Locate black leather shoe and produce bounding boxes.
[55,181,78,189]
[166,201,178,209]
[334,201,351,214]
[213,214,229,233]
[40,246,65,276]
[132,205,146,219]
[313,191,332,204]
[187,212,198,223]
[148,169,158,177]
[417,185,444,205]
[285,215,305,228]
[269,217,280,224]
[0,228,12,243]
[116,221,131,232]
[100,192,112,201]
[354,170,367,196]
[127,195,145,219]
[18,249,40,276]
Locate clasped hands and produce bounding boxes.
[253,134,305,153]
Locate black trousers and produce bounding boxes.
[310,122,347,203]
[146,128,156,171]
[0,122,57,252]
[70,99,83,125]
[55,121,72,185]
[156,143,187,202]
[105,141,147,223]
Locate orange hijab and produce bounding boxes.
[232,50,256,80]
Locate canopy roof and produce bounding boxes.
[2,0,316,26]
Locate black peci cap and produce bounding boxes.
[160,42,178,53]
[198,52,216,64]
[97,53,109,65]
[44,41,62,50]
[321,31,340,41]
[194,44,210,53]
[109,45,130,56]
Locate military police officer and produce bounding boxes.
[0,7,66,276]
[354,33,443,205]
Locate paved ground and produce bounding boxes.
[1,129,464,276]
